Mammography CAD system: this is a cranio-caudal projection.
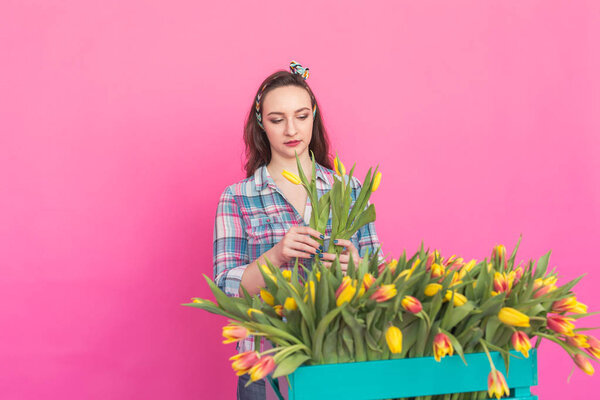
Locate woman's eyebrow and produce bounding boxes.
[267,107,311,116]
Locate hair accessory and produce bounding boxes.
[255,60,316,131]
[289,60,309,79]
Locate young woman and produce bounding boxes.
[213,61,382,400]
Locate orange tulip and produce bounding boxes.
[222,325,249,344]
[547,314,576,336]
[370,284,397,302]
[552,297,588,314]
[511,331,531,358]
[361,273,376,291]
[401,296,422,314]
[587,335,600,359]
[433,333,454,362]
[230,351,260,376]
[574,354,595,376]
[249,356,276,381]
[430,263,445,279]
[567,334,590,349]
[488,369,510,399]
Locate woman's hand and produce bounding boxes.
[320,239,362,274]
[270,226,323,265]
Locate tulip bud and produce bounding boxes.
[444,290,468,306]
[430,263,445,279]
[230,351,260,376]
[260,264,277,284]
[370,284,397,302]
[552,296,588,314]
[281,270,292,281]
[433,333,454,362]
[284,297,298,311]
[424,283,443,297]
[574,354,595,376]
[334,156,346,176]
[385,326,403,354]
[426,253,435,270]
[401,296,423,314]
[361,273,376,291]
[222,325,249,344]
[273,305,284,317]
[487,369,510,399]
[567,334,590,349]
[249,356,276,381]
[282,170,302,185]
[491,244,508,270]
[498,307,530,328]
[586,335,600,359]
[493,272,511,294]
[336,276,357,306]
[511,331,531,358]
[303,280,316,304]
[247,308,263,318]
[260,289,275,306]
[547,314,576,336]
[371,172,382,192]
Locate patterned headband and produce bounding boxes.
[255,60,317,130]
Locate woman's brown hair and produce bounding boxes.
[244,70,332,177]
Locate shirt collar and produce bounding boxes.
[254,163,332,192]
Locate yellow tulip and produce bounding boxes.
[260,264,277,284]
[334,156,346,176]
[282,170,302,185]
[247,308,263,318]
[424,283,443,297]
[260,289,275,306]
[281,270,292,281]
[371,172,382,192]
[303,280,315,304]
[284,297,298,311]
[385,326,403,354]
[444,290,467,306]
[498,307,530,328]
[336,276,357,306]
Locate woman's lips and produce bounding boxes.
[285,140,301,147]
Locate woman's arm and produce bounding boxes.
[213,187,322,297]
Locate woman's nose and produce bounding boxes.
[284,118,298,136]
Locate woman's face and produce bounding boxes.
[261,85,313,162]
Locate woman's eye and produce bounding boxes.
[271,119,283,124]
[299,115,308,119]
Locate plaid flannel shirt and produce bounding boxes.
[213,163,382,353]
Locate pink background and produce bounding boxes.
[2,1,599,399]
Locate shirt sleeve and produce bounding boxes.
[213,186,250,297]
[349,177,385,261]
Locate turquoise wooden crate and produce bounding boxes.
[287,349,538,400]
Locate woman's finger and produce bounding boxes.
[290,241,319,255]
[294,233,322,250]
[293,226,325,240]
[332,238,356,251]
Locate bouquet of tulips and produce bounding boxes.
[185,155,598,400]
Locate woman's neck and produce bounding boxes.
[267,153,314,180]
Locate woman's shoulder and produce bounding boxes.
[219,168,264,200]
